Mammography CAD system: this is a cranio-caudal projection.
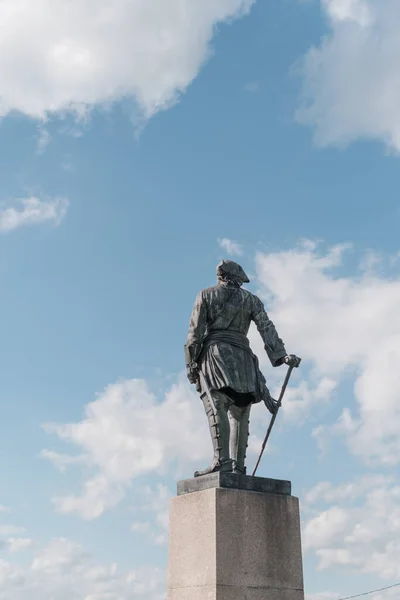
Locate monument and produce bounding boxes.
[167,260,304,599]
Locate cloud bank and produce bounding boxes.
[42,241,400,524]
[255,241,400,466]
[0,0,253,121]
[43,378,211,519]
[0,536,164,600]
[298,0,400,151]
[304,475,400,579]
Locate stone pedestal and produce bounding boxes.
[167,473,304,600]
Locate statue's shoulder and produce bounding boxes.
[200,285,219,297]
[241,288,264,309]
[240,287,257,301]
[197,286,260,306]
[241,287,253,297]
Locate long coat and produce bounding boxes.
[186,282,287,403]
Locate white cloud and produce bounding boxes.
[323,0,372,26]
[254,241,400,467]
[131,521,151,534]
[278,377,337,423]
[297,0,400,151]
[43,368,314,519]
[304,474,390,505]
[44,377,211,519]
[36,127,51,154]
[131,485,172,546]
[303,475,400,579]
[0,522,33,553]
[142,485,171,545]
[0,0,254,122]
[7,538,33,554]
[0,526,26,537]
[308,588,400,600]
[0,197,69,233]
[303,505,352,551]
[0,537,165,599]
[53,474,126,521]
[218,237,244,256]
[40,450,88,472]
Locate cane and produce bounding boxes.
[252,365,294,477]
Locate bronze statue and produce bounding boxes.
[185,260,301,477]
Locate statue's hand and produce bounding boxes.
[263,394,279,415]
[284,354,301,368]
[186,362,199,385]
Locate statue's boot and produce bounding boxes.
[194,391,232,478]
[229,403,251,475]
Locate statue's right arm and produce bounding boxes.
[185,291,208,366]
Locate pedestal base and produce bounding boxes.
[167,474,304,600]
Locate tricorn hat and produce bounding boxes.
[216,260,250,283]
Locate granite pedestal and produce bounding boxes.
[167,473,304,600]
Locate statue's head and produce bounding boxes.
[216,260,250,287]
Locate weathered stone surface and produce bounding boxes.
[168,587,216,600]
[216,587,303,600]
[168,489,216,592]
[216,489,303,592]
[177,472,291,497]
[168,587,302,600]
[167,485,304,600]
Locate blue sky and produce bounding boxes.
[1,0,400,598]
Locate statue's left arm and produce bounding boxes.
[252,296,287,367]
[252,295,301,368]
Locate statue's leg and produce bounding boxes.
[228,403,251,475]
[194,390,233,478]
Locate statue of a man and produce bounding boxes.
[185,260,301,477]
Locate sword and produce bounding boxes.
[252,365,294,477]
